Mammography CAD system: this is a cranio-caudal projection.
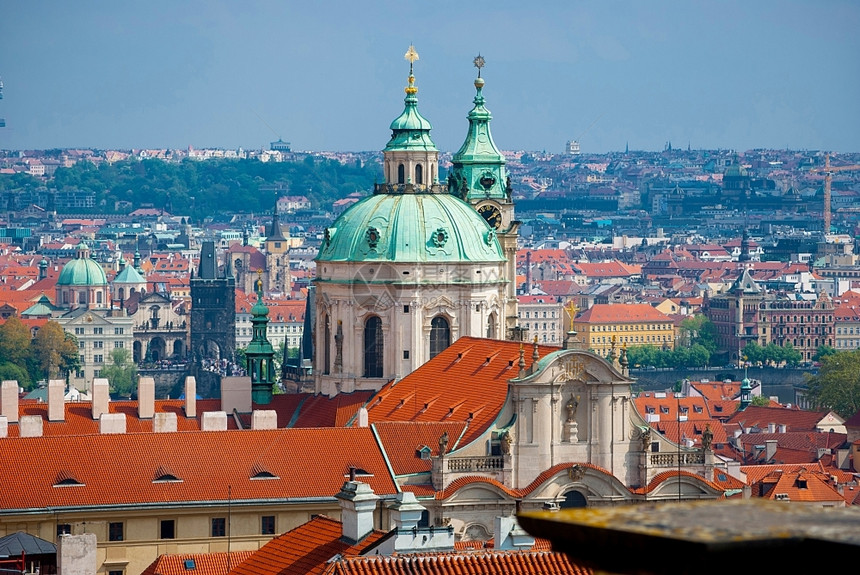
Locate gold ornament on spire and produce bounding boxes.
[565,300,579,324]
[405,45,419,70]
[404,45,419,95]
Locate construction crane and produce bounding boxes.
[812,153,860,233]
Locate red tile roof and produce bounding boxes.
[294,392,373,428]
[8,399,224,437]
[0,428,397,511]
[372,421,468,475]
[434,476,520,501]
[365,337,557,446]
[576,303,672,323]
[229,515,388,575]
[725,405,829,432]
[323,551,591,574]
[141,551,254,575]
[752,469,844,503]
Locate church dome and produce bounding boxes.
[317,191,504,264]
[57,243,107,287]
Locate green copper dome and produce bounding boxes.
[57,243,108,287]
[317,192,504,264]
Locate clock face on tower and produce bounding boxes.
[478,204,502,229]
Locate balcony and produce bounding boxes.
[445,456,505,473]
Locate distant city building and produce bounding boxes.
[573,303,676,356]
[517,295,563,344]
[565,140,580,155]
[270,138,291,152]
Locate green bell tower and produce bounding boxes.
[449,55,520,338]
[246,272,276,404]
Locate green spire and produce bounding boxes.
[449,54,509,202]
[246,272,275,405]
[739,362,752,410]
[384,45,437,153]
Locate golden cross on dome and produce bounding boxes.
[565,300,579,323]
[473,54,485,77]
[404,45,419,74]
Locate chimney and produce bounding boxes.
[387,491,455,553]
[20,414,43,437]
[768,422,776,433]
[0,415,7,438]
[765,439,778,461]
[153,412,177,433]
[48,379,65,422]
[138,376,155,419]
[201,411,228,431]
[251,410,277,430]
[100,413,126,434]
[335,477,379,543]
[494,515,535,550]
[92,378,109,420]
[778,424,787,433]
[357,407,368,428]
[1,380,19,423]
[184,376,197,418]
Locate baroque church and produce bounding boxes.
[311,49,520,396]
[299,48,724,529]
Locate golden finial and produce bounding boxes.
[405,45,419,71]
[565,300,579,324]
[404,45,419,95]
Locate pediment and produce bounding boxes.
[521,349,634,386]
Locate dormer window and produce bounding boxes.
[54,471,84,487]
[153,465,182,483]
[251,463,279,480]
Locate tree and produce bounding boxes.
[679,315,717,354]
[742,342,763,365]
[0,316,32,368]
[32,321,79,380]
[751,395,771,407]
[0,363,30,389]
[813,345,837,361]
[101,347,137,398]
[804,350,860,419]
[779,343,802,367]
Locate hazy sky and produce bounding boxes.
[1,1,858,154]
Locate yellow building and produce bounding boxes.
[573,303,676,355]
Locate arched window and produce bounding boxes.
[430,316,450,359]
[364,316,383,378]
[397,164,405,184]
[487,312,497,339]
[415,163,423,185]
[560,490,587,509]
[323,315,331,375]
[118,288,125,300]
